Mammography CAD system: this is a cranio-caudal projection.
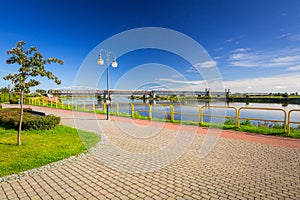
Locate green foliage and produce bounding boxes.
[134,111,150,120]
[0,108,60,130]
[282,92,289,98]
[3,40,64,145]
[240,119,252,126]
[0,87,9,93]
[3,41,63,93]
[273,123,283,129]
[26,92,42,97]
[224,117,236,125]
[35,89,47,95]
[0,93,17,103]
[9,98,19,104]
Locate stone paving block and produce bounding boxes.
[0,108,300,200]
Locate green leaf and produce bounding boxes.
[3,40,64,93]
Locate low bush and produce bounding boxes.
[224,118,236,125]
[240,119,252,126]
[0,108,60,130]
[9,98,19,104]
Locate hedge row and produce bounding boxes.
[0,108,60,130]
[0,93,17,103]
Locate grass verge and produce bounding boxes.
[0,125,100,177]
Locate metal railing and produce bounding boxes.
[199,105,238,124]
[288,109,300,133]
[24,98,300,134]
[238,107,287,133]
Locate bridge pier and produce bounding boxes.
[225,89,231,96]
[205,88,211,97]
[103,94,112,102]
[150,92,156,99]
[143,94,150,99]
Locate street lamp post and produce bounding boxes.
[97,49,118,120]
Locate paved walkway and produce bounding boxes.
[1,106,300,199]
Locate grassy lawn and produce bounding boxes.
[0,125,100,177]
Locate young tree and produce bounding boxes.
[3,40,63,145]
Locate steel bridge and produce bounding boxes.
[49,89,227,97]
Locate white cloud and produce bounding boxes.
[214,47,224,51]
[223,74,300,93]
[275,86,286,89]
[288,65,300,71]
[277,33,292,39]
[271,55,300,63]
[229,53,246,60]
[194,61,217,68]
[170,74,182,78]
[276,33,300,41]
[231,48,251,53]
[223,35,245,44]
[187,60,218,73]
[213,56,222,60]
[228,47,300,68]
[159,78,206,86]
[140,85,168,90]
[153,74,300,93]
[224,39,233,43]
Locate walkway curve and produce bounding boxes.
[1,105,300,199]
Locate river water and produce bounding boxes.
[64,96,300,127]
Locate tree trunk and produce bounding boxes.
[18,90,24,145]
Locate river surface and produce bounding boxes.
[63,96,300,127]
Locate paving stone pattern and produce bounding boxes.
[1,107,300,199]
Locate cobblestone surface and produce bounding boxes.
[1,106,300,199]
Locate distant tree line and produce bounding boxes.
[0,88,17,103]
[0,87,9,94]
[268,92,299,97]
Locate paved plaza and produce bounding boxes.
[1,106,300,199]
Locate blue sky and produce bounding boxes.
[1,0,300,93]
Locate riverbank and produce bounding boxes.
[130,94,300,105]
[226,95,300,105]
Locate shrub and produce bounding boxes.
[241,120,252,126]
[0,108,60,130]
[224,118,236,125]
[273,123,283,129]
[9,98,19,104]
[0,93,17,103]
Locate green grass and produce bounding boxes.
[0,125,100,177]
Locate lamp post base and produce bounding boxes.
[106,102,110,120]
